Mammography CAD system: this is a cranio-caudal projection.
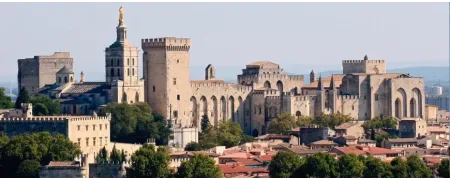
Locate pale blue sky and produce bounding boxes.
[0,3,448,82]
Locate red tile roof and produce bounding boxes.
[259,154,274,162]
[220,152,254,159]
[231,158,263,166]
[217,164,269,174]
[364,147,401,155]
[330,146,400,156]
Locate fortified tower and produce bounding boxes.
[142,37,192,126]
[342,55,386,74]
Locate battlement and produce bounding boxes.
[142,37,191,51]
[253,88,279,95]
[0,114,111,122]
[288,75,304,81]
[35,52,71,59]
[265,96,281,101]
[342,60,385,64]
[190,81,253,92]
[92,160,132,166]
[292,95,314,102]
[337,94,359,100]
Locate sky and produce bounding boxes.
[0,2,448,83]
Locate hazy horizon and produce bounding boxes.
[0,3,448,83]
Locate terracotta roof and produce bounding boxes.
[220,152,253,159]
[387,138,418,143]
[303,74,345,89]
[439,138,449,143]
[231,158,263,166]
[358,139,376,143]
[343,135,357,140]
[364,147,401,155]
[258,154,274,162]
[330,146,366,155]
[311,140,336,145]
[427,126,448,133]
[56,66,74,74]
[335,122,358,130]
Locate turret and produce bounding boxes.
[310,70,315,83]
[56,65,75,85]
[364,54,368,60]
[205,64,216,80]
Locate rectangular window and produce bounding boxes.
[86,125,89,131]
[100,137,103,146]
[93,137,96,146]
[93,125,96,131]
[86,138,89,147]
[105,124,108,130]
[259,107,262,115]
[174,111,178,118]
[375,94,379,101]
[177,95,180,100]
[173,78,177,85]
[153,86,155,92]
[78,125,80,131]
[77,138,81,146]
[100,124,102,130]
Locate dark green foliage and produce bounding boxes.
[0,132,81,177]
[110,144,121,163]
[175,154,222,178]
[198,121,247,149]
[363,156,393,178]
[269,151,304,178]
[201,115,210,132]
[15,87,29,109]
[437,159,449,178]
[362,116,397,130]
[184,142,202,151]
[96,146,108,163]
[390,157,408,178]
[302,152,339,178]
[16,160,41,178]
[126,144,172,178]
[406,155,433,178]
[104,103,172,145]
[268,113,297,135]
[312,113,353,130]
[29,95,61,115]
[241,134,254,144]
[0,87,13,109]
[338,154,364,178]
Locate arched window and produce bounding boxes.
[117,59,120,66]
[127,58,130,65]
[132,68,135,76]
[58,77,62,83]
[111,68,114,76]
[127,68,130,76]
[117,68,121,76]
[70,76,73,82]
[64,76,68,83]
[132,58,135,65]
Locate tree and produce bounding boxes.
[96,146,108,163]
[390,157,408,178]
[268,113,296,135]
[295,116,313,127]
[312,113,352,129]
[104,103,172,145]
[338,154,364,178]
[437,159,449,178]
[269,151,304,178]
[363,156,393,178]
[15,87,29,109]
[16,160,40,178]
[216,121,243,148]
[110,144,122,163]
[121,149,127,163]
[185,142,202,151]
[33,103,49,116]
[201,115,210,132]
[302,152,339,178]
[175,154,222,178]
[241,134,254,144]
[0,87,13,109]
[362,116,397,130]
[29,95,61,115]
[406,155,433,178]
[126,144,172,178]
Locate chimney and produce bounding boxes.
[80,71,85,83]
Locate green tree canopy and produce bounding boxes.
[269,150,304,178]
[406,155,433,178]
[185,142,202,151]
[200,115,210,132]
[103,103,172,145]
[268,113,297,135]
[29,95,61,115]
[16,160,41,178]
[175,154,222,178]
[338,154,364,178]
[0,87,13,109]
[390,157,408,178]
[302,152,340,178]
[295,115,313,127]
[96,146,108,163]
[110,144,122,163]
[312,113,353,129]
[363,156,393,178]
[198,121,246,149]
[15,87,29,109]
[362,116,397,130]
[126,144,172,178]
[437,159,449,178]
[0,132,81,178]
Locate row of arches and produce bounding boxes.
[108,68,136,77]
[191,95,244,127]
[394,88,423,119]
[122,92,140,104]
[107,58,136,67]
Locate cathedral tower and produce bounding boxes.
[142,37,192,126]
[106,7,143,103]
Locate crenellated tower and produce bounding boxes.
[342,55,386,74]
[142,37,192,127]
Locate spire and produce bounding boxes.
[317,74,324,90]
[330,74,335,90]
[364,54,368,60]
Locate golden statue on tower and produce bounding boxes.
[119,6,124,26]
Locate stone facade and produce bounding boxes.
[141,39,424,138]
[18,52,73,95]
